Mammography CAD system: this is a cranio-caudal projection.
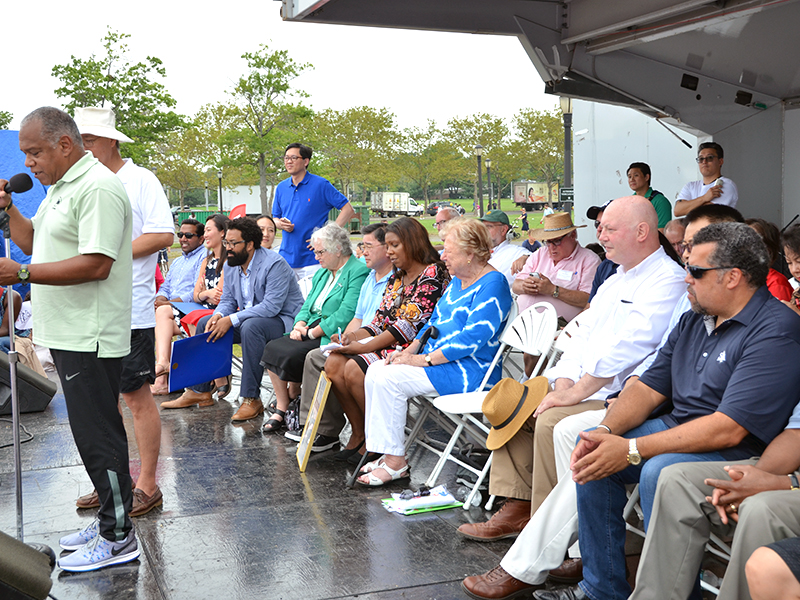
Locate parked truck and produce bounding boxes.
[512,181,561,212]
[370,192,424,218]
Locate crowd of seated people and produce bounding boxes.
[145,154,800,599]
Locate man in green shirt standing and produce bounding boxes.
[0,107,138,572]
[627,162,672,229]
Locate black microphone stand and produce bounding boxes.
[0,208,24,540]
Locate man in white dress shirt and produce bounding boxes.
[674,142,738,217]
[457,197,686,556]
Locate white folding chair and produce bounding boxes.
[297,275,314,300]
[544,313,583,372]
[407,303,558,508]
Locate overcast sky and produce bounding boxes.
[5,0,557,131]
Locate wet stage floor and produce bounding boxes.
[0,378,515,600]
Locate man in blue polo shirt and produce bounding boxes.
[273,143,356,280]
[534,222,800,600]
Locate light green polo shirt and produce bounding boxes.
[30,152,133,358]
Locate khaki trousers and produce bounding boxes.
[489,400,607,515]
[300,348,345,438]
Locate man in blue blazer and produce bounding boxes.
[162,217,303,421]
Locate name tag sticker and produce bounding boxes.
[556,269,573,281]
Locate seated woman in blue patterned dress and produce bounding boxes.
[356,217,513,486]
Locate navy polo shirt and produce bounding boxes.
[588,259,619,301]
[640,286,800,460]
[273,172,348,269]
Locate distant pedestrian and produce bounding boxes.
[520,208,529,232]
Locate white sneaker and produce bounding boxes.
[59,519,99,551]
[58,528,140,572]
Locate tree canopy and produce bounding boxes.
[51,28,186,166]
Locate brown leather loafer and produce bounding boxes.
[548,558,583,584]
[76,488,100,509]
[457,499,531,541]
[231,397,265,422]
[462,565,543,600]
[160,389,213,409]
[76,480,136,509]
[129,485,163,517]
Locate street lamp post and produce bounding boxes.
[204,181,209,211]
[485,158,493,211]
[475,144,483,217]
[217,169,223,211]
[560,97,573,190]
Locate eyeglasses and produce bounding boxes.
[696,155,718,164]
[545,235,568,247]
[685,264,736,279]
[594,220,601,229]
[434,221,447,229]
[82,136,99,148]
[678,241,693,255]
[222,239,245,249]
[283,155,304,162]
[177,232,199,239]
[313,249,327,257]
[362,243,385,251]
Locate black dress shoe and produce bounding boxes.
[335,439,365,461]
[533,584,588,600]
[26,542,56,571]
[310,434,339,452]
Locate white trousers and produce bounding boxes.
[500,409,606,582]
[364,361,437,456]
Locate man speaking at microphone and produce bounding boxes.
[0,107,139,572]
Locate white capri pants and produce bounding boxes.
[364,361,437,456]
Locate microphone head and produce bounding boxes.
[4,173,33,194]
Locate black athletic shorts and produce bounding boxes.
[120,328,156,394]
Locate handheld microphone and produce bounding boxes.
[3,173,33,194]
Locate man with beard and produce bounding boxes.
[162,217,303,422]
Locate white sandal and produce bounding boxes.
[358,456,386,474]
[356,461,410,487]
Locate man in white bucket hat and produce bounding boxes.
[72,106,174,518]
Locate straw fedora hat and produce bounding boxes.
[73,107,134,143]
[530,212,586,241]
[483,376,549,450]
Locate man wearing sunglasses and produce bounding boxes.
[153,219,206,308]
[675,142,738,217]
[529,223,800,600]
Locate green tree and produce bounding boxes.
[221,44,312,214]
[154,126,207,210]
[51,28,186,167]
[311,107,398,201]
[513,108,564,201]
[0,110,11,130]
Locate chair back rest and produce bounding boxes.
[545,314,582,371]
[297,275,314,300]
[499,303,558,356]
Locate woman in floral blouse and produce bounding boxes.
[326,217,450,464]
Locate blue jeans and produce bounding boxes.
[576,419,727,600]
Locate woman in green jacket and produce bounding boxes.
[260,223,370,433]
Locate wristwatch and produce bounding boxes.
[552,285,560,299]
[627,438,642,465]
[16,264,30,283]
[424,354,432,366]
